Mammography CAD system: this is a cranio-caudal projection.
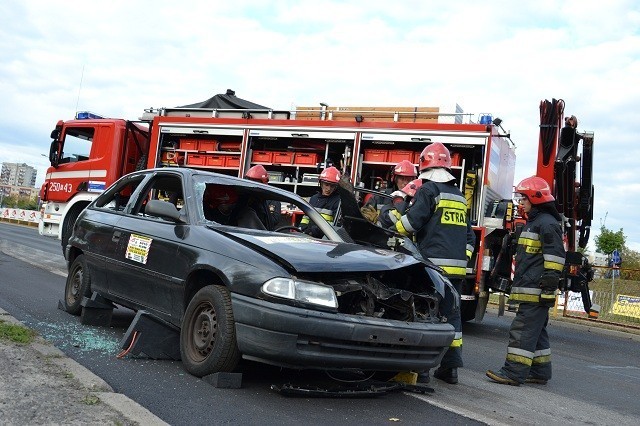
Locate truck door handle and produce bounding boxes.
[112,231,121,243]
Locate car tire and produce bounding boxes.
[64,255,91,315]
[180,285,240,377]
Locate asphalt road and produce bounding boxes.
[1,221,639,425]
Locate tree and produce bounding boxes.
[0,195,38,211]
[594,225,625,255]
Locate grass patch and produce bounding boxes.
[0,320,36,344]
[81,394,100,405]
[590,278,640,296]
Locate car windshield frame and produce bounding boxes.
[190,173,345,241]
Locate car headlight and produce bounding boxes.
[262,278,338,309]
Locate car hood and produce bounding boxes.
[226,232,419,273]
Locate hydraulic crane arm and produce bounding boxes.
[537,99,599,318]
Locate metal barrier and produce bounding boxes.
[555,265,640,329]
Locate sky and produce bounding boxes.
[1,0,639,251]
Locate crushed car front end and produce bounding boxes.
[225,238,456,371]
[232,285,454,372]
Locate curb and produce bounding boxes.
[0,308,168,425]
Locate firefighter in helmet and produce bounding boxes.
[361,159,417,223]
[377,178,422,230]
[244,165,282,231]
[300,166,341,238]
[486,176,565,386]
[203,184,239,225]
[394,142,475,384]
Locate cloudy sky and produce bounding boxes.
[1,1,638,250]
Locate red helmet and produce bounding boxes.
[515,176,555,204]
[246,165,269,183]
[393,160,417,178]
[204,185,238,208]
[319,166,341,184]
[419,142,451,171]
[401,178,423,198]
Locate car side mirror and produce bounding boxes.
[145,200,186,223]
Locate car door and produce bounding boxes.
[80,174,147,292]
[107,172,189,320]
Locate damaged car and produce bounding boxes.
[63,168,455,377]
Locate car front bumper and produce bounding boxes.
[232,293,454,371]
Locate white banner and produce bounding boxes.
[557,290,593,313]
[0,208,40,223]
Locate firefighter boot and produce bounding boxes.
[433,367,458,384]
[486,369,520,386]
[417,370,430,384]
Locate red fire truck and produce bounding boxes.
[39,96,596,321]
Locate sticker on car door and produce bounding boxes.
[125,234,153,264]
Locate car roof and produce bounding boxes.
[139,167,309,202]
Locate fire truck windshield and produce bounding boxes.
[59,127,93,163]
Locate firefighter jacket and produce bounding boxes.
[394,180,475,278]
[509,205,565,304]
[377,199,409,229]
[365,188,394,212]
[250,198,282,231]
[300,191,341,238]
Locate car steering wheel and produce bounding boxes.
[274,225,303,233]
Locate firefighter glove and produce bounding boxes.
[390,190,406,200]
[539,273,559,291]
[360,205,379,223]
[539,273,558,305]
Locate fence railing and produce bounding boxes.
[555,265,640,329]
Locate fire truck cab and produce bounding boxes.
[39,113,150,248]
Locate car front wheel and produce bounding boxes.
[64,255,91,315]
[180,285,240,377]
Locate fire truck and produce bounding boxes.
[39,95,596,321]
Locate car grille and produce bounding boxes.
[296,335,441,360]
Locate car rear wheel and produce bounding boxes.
[180,285,240,377]
[64,255,91,315]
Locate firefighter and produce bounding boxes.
[245,165,282,230]
[361,159,417,223]
[300,166,341,238]
[486,176,565,386]
[393,142,475,384]
[377,178,422,230]
[203,184,239,225]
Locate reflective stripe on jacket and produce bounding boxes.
[377,200,408,229]
[300,191,340,229]
[394,180,475,278]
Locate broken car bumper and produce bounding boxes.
[232,293,454,371]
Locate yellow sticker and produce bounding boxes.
[125,234,153,264]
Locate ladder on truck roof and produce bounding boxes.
[142,106,479,124]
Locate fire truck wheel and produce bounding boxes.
[64,255,92,315]
[460,298,479,322]
[180,285,240,377]
[61,205,85,254]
